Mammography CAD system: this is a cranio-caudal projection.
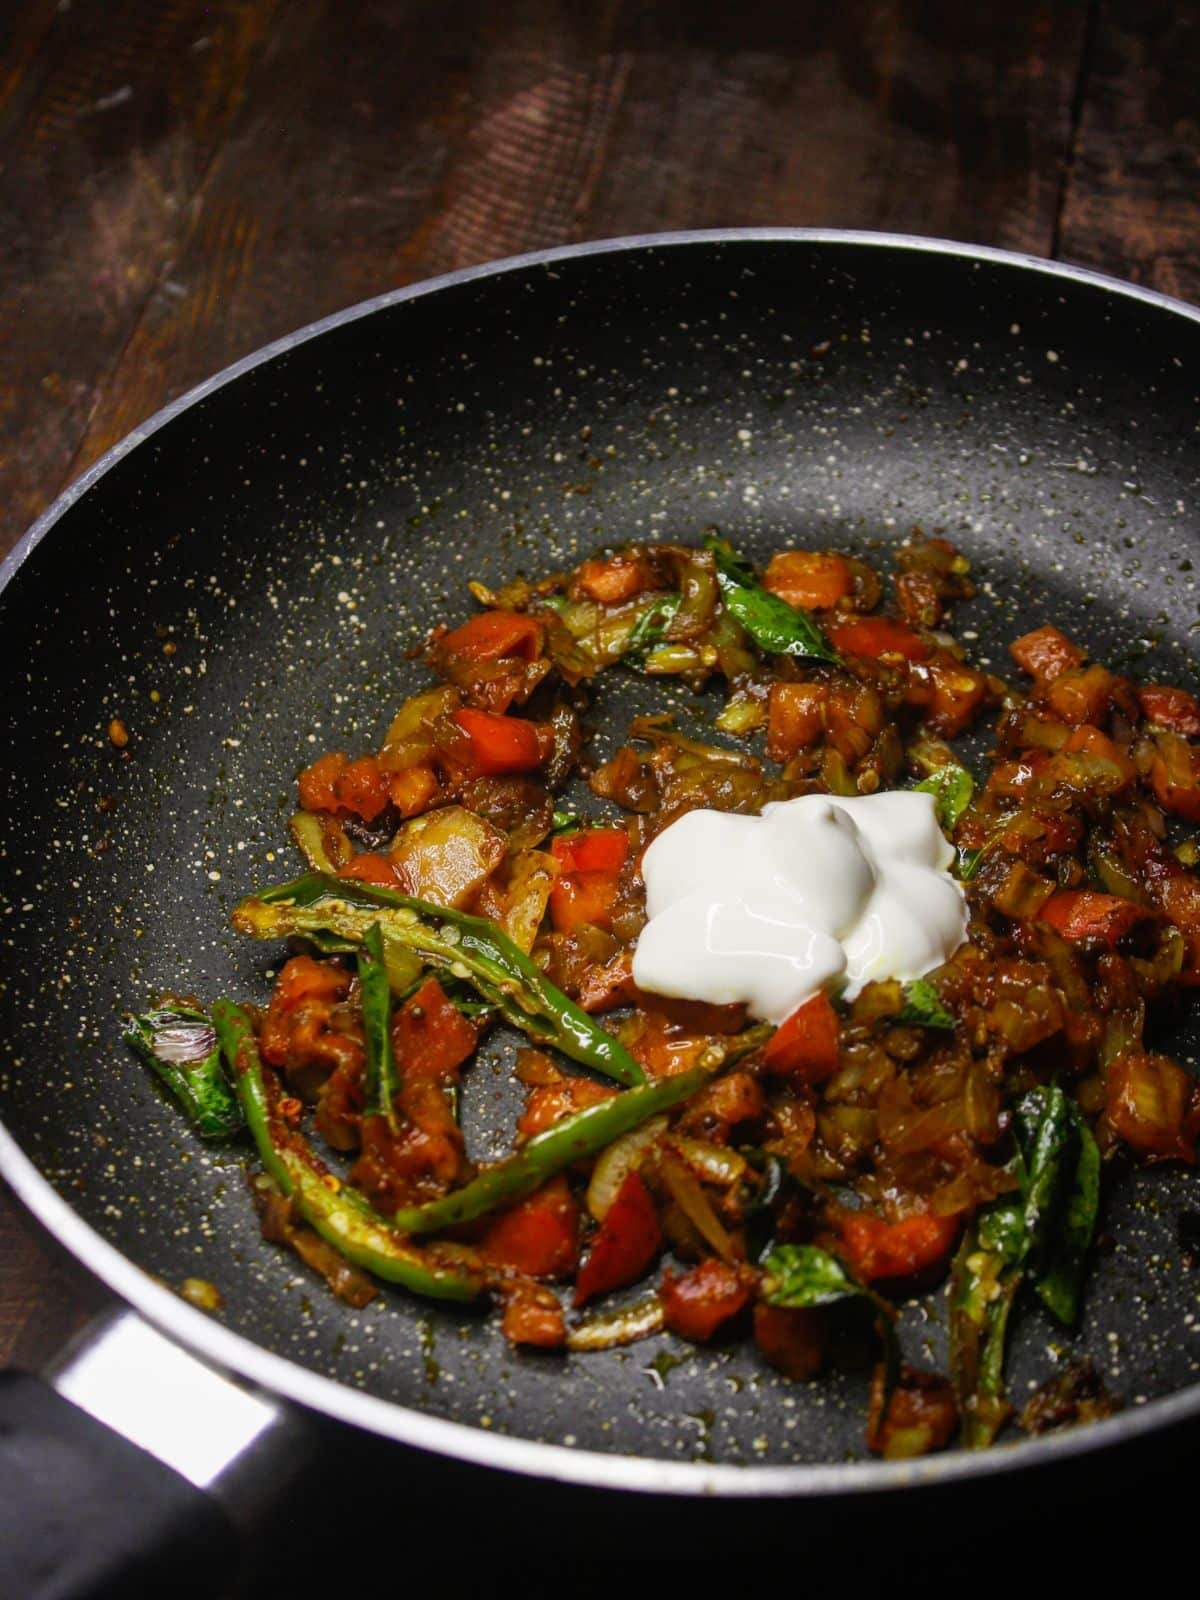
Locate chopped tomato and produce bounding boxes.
[259,956,358,1078]
[1010,625,1083,682]
[548,871,620,933]
[762,992,840,1083]
[479,1175,580,1278]
[662,1259,753,1341]
[574,554,653,605]
[752,1303,825,1379]
[574,1170,663,1306]
[920,653,991,739]
[1105,1052,1195,1162]
[387,763,440,818]
[1138,684,1200,736]
[764,550,852,611]
[1045,664,1115,727]
[517,1077,617,1140]
[337,852,402,887]
[550,828,629,875]
[500,1282,567,1347]
[829,1208,959,1284]
[448,708,547,776]
[1061,723,1134,776]
[825,615,929,662]
[297,751,348,813]
[1038,890,1147,946]
[767,682,827,762]
[297,751,390,821]
[438,610,544,664]
[391,978,480,1084]
[1149,732,1200,821]
[549,827,629,933]
[867,1364,958,1459]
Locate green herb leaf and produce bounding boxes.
[124,1005,244,1140]
[761,1243,861,1307]
[550,809,581,836]
[914,763,975,832]
[897,979,955,1030]
[1031,1097,1101,1326]
[702,534,840,664]
[763,1242,900,1408]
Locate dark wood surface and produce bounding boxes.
[3,0,1200,1583]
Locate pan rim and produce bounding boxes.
[4,226,1200,1494]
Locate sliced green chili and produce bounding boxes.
[358,923,400,1131]
[392,1061,715,1234]
[124,1004,244,1139]
[211,1000,485,1302]
[232,872,644,1087]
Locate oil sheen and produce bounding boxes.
[631,791,967,1023]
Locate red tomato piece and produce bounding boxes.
[297,751,349,813]
[662,1259,753,1341]
[764,550,852,611]
[479,1175,580,1279]
[1150,732,1200,821]
[575,555,653,605]
[332,754,390,822]
[438,611,544,664]
[1037,890,1147,946]
[825,615,929,661]
[753,1303,826,1379]
[500,1283,567,1348]
[767,682,827,762]
[391,978,480,1084]
[1045,664,1115,727]
[449,708,545,775]
[1009,625,1083,682]
[387,763,440,818]
[762,993,840,1083]
[573,1171,663,1306]
[1105,1053,1195,1163]
[337,852,403,888]
[517,1078,618,1140]
[1138,684,1200,736]
[831,1209,960,1284]
[550,828,629,874]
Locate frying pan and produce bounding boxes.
[4,229,1200,1592]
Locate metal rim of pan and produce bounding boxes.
[3,227,1200,1496]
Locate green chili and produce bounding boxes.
[392,1061,715,1234]
[358,923,400,1130]
[124,1004,244,1139]
[232,872,644,1087]
[211,1000,485,1303]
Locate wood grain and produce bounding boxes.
[1058,0,1200,303]
[0,0,280,557]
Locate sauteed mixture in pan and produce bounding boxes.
[128,531,1200,1457]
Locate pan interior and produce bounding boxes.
[3,237,1200,1468]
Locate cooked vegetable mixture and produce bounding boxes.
[128,530,1200,1458]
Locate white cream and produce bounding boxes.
[632,791,967,1023]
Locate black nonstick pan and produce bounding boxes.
[4,230,1200,1591]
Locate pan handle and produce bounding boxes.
[0,1307,314,1599]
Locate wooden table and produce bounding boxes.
[2,0,1199,1584]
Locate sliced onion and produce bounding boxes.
[666,1134,747,1189]
[657,1149,736,1262]
[586,1115,668,1221]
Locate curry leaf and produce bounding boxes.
[702,534,840,664]
[762,1242,900,1409]
[914,762,975,832]
[897,979,956,1030]
[622,594,681,664]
